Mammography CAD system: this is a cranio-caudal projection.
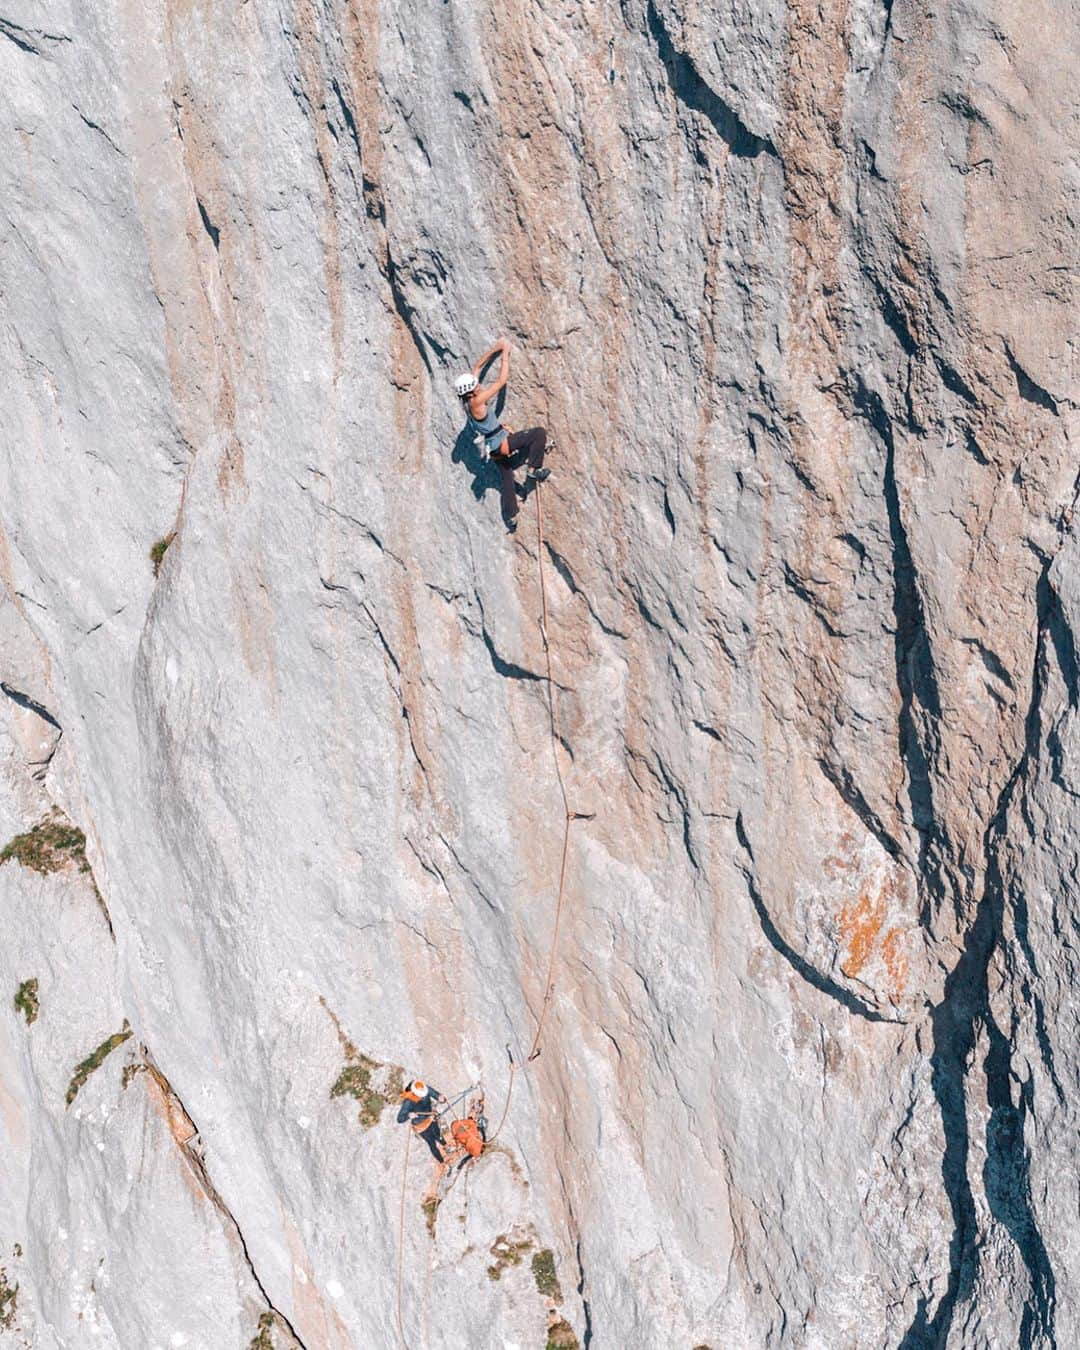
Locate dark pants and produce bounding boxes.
[493,427,547,520]
[417,1118,446,1162]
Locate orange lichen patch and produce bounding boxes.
[838,883,887,979]
[837,871,910,1000]
[880,928,909,1000]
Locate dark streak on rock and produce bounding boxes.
[545,542,628,639]
[330,77,363,164]
[1004,343,1058,416]
[964,429,991,466]
[0,18,39,53]
[196,197,220,249]
[935,356,978,405]
[646,0,777,160]
[481,625,544,683]
[359,601,401,676]
[817,757,902,861]
[1,683,61,731]
[75,109,123,156]
[385,243,434,378]
[869,271,918,357]
[960,636,1016,691]
[854,380,941,882]
[575,1238,594,1347]
[655,755,699,871]
[782,561,842,639]
[901,563,1062,1348]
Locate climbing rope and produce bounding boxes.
[396,479,586,1332]
[396,1127,413,1350]
[433,1084,477,1119]
[488,481,586,1142]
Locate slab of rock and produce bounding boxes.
[0,0,1077,1346]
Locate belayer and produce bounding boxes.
[455,338,551,532]
[397,1079,448,1162]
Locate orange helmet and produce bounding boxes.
[402,1079,427,1103]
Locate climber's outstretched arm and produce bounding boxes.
[474,338,511,403]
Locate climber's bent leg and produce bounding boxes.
[505,427,546,474]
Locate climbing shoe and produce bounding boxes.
[527,467,551,483]
[506,517,518,534]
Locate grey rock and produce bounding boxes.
[0,0,1077,1346]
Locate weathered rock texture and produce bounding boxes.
[1,0,1077,1346]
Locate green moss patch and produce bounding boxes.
[1,819,91,875]
[532,1248,562,1302]
[421,1195,440,1239]
[486,1229,533,1281]
[0,1264,16,1330]
[150,532,176,578]
[121,1062,146,1090]
[545,1319,579,1350]
[249,1311,275,1349]
[66,1025,132,1106]
[330,1050,403,1130]
[14,979,39,1026]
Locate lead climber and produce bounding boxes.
[397,1079,449,1162]
[454,338,551,532]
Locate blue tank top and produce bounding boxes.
[466,400,507,451]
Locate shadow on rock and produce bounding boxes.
[451,425,515,527]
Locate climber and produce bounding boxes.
[454,338,551,532]
[397,1079,449,1162]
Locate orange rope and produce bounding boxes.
[395,1127,412,1349]
[488,481,583,1141]
[397,478,584,1337]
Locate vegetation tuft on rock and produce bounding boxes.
[1,819,90,875]
[14,979,39,1026]
[249,1311,275,1349]
[487,1229,533,1281]
[0,1264,16,1330]
[66,1025,132,1106]
[532,1247,562,1301]
[150,532,176,577]
[545,1318,579,1350]
[330,1051,403,1129]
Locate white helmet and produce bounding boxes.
[454,372,478,397]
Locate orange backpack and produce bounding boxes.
[450,1117,484,1158]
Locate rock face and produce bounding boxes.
[0,0,1077,1346]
